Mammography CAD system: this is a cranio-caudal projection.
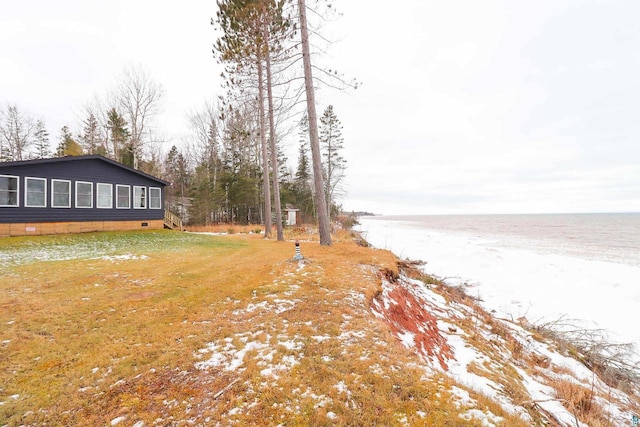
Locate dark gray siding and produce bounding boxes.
[0,157,167,223]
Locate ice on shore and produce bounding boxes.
[357,216,640,359]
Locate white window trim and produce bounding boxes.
[25,177,47,208]
[116,184,130,209]
[96,183,113,209]
[133,186,147,209]
[149,187,162,209]
[0,174,19,207]
[75,181,93,209]
[51,179,71,208]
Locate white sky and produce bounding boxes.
[1,0,639,215]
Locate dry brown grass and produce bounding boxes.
[6,228,628,426]
[1,229,495,426]
[183,223,262,234]
[551,378,613,426]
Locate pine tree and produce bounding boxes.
[32,120,51,159]
[319,105,346,219]
[55,126,83,157]
[164,145,191,221]
[294,140,310,191]
[80,112,102,155]
[214,0,293,240]
[106,108,130,165]
[291,135,314,222]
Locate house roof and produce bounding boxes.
[0,155,170,186]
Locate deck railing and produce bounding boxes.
[164,208,183,231]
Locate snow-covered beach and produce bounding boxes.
[357,214,640,359]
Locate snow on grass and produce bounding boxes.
[94,254,149,262]
[371,272,640,425]
[0,231,223,269]
[398,331,415,348]
[110,416,126,425]
[459,408,503,426]
[514,365,585,426]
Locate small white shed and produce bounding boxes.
[285,206,300,226]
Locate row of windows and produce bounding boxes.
[0,175,162,209]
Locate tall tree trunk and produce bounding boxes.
[257,54,273,238]
[297,0,332,246]
[264,28,284,242]
[326,138,332,221]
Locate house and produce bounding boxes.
[0,155,170,236]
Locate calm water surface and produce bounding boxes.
[366,213,640,266]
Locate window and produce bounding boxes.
[149,187,162,209]
[116,185,130,209]
[133,186,146,209]
[75,181,93,208]
[25,177,46,207]
[96,183,113,209]
[51,179,71,208]
[0,175,19,207]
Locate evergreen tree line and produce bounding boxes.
[212,0,357,244]
[166,102,345,227]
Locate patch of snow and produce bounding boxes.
[228,406,243,416]
[334,381,348,394]
[278,339,303,351]
[187,231,226,236]
[95,254,149,262]
[397,331,415,349]
[300,390,332,409]
[449,386,475,408]
[459,408,503,426]
[196,351,227,369]
[272,299,299,314]
[514,365,585,427]
[110,416,126,425]
[243,301,269,313]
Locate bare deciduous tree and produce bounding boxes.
[0,104,36,161]
[186,101,222,199]
[115,64,164,168]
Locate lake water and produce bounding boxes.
[356,213,640,354]
[360,213,640,267]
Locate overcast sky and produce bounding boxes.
[2,1,639,215]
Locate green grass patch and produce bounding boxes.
[0,230,245,269]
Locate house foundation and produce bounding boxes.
[0,220,164,237]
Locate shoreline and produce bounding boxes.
[356,216,640,359]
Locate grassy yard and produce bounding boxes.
[1,229,479,426]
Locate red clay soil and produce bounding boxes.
[372,275,454,371]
